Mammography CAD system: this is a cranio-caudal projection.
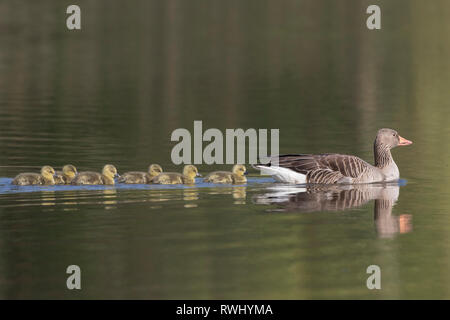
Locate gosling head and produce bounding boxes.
[148,164,163,177]
[183,165,201,179]
[232,164,247,176]
[41,166,56,180]
[62,164,78,179]
[102,164,119,179]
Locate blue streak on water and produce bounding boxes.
[0,177,275,195]
[0,177,407,195]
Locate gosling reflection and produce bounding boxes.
[253,183,412,238]
[183,188,199,208]
[207,186,247,204]
[102,189,117,209]
[232,187,246,205]
[40,191,56,208]
[59,189,118,209]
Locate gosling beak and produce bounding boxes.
[244,171,249,175]
[398,135,413,146]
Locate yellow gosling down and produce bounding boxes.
[12,166,56,186]
[54,164,78,184]
[118,164,163,184]
[72,164,119,185]
[151,165,201,185]
[203,164,247,184]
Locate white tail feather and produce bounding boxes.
[255,166,306,184]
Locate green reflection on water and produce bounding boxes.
[0,0,449,299]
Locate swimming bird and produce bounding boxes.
[54,164,78,184]
[71,164,119,185]
[117,164,163,184]
[151,165,200,184]
[12,166,56,185]
[254,128,412,184]
[203,164,247,184]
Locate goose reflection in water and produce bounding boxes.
[253,183,412,238]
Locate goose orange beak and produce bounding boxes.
[398,135,413,146]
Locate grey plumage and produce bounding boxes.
[257,128,412,184]
[270,153,375,184]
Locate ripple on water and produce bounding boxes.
[0,177,273,210]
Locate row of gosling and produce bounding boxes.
[11,164,248,186]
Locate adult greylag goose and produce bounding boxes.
[254,128,412,184]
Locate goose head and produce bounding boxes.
[102,164,119,179]
[183,165,201,179]
[148,164,163,178]
[62,164,78,179]
[232,164,247,177]
[41,166,56,181]
[376,128,412,149]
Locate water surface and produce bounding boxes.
[0,0,449,299]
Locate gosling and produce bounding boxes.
[151,165,200,185]
[203,164,247,184]
[12,166,56,186]
[54,164,78,184]
[71,164,119,185]
[117,164,163,184]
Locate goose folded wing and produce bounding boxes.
[272,154,371,180]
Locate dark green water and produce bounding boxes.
[0,0,449,299]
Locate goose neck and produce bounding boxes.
[374,142,393,168]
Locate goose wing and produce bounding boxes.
[269,154,372,183]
